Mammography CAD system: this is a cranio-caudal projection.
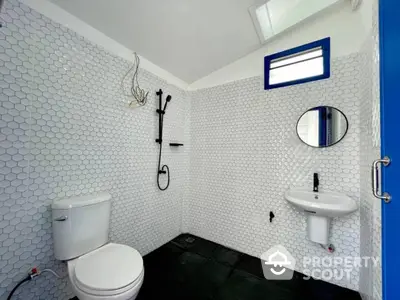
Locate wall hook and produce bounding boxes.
[269,211,275,223]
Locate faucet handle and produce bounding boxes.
[313,173,319,192]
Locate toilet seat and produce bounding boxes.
[74,269,144,296]
[73,243,144,296]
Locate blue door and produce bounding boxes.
[380,1,400,299]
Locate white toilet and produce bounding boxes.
[52,193,144,300]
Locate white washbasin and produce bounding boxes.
[284,188,358,245]
[284,189,358,218]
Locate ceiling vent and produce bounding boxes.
[249,0,360,44]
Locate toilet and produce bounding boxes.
[52,193,144,300]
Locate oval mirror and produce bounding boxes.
[296,106,348,148]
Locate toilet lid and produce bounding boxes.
[74,243,143,292]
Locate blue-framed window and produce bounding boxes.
[264,37,330,90]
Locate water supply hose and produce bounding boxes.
[7,276,31,300]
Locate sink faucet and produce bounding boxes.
[313,173,319,192]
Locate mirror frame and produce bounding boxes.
[296,106,349,148]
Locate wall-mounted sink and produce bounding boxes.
[284,188,358,244]
[284,189,358,218]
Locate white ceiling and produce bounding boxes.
[50,0,263,83]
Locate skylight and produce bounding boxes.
[249,0,340,43]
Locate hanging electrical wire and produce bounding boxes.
[121,52,149,107]
[0,0,4,28]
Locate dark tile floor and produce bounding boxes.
[71,234,361,300]
[137,234,362,300]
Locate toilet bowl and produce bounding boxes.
[51,193,145,300]
[67,243,144,300]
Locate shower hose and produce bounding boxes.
[157,117,170,191]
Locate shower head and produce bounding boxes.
[163,95,172,111]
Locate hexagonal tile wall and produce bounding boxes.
[0,0,381,299]
[0,0,190,299]
[359,0,382,299]
[187,54,362,291]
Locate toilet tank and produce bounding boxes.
[52,192,111,260]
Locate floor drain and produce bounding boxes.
[185,237,195,243]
